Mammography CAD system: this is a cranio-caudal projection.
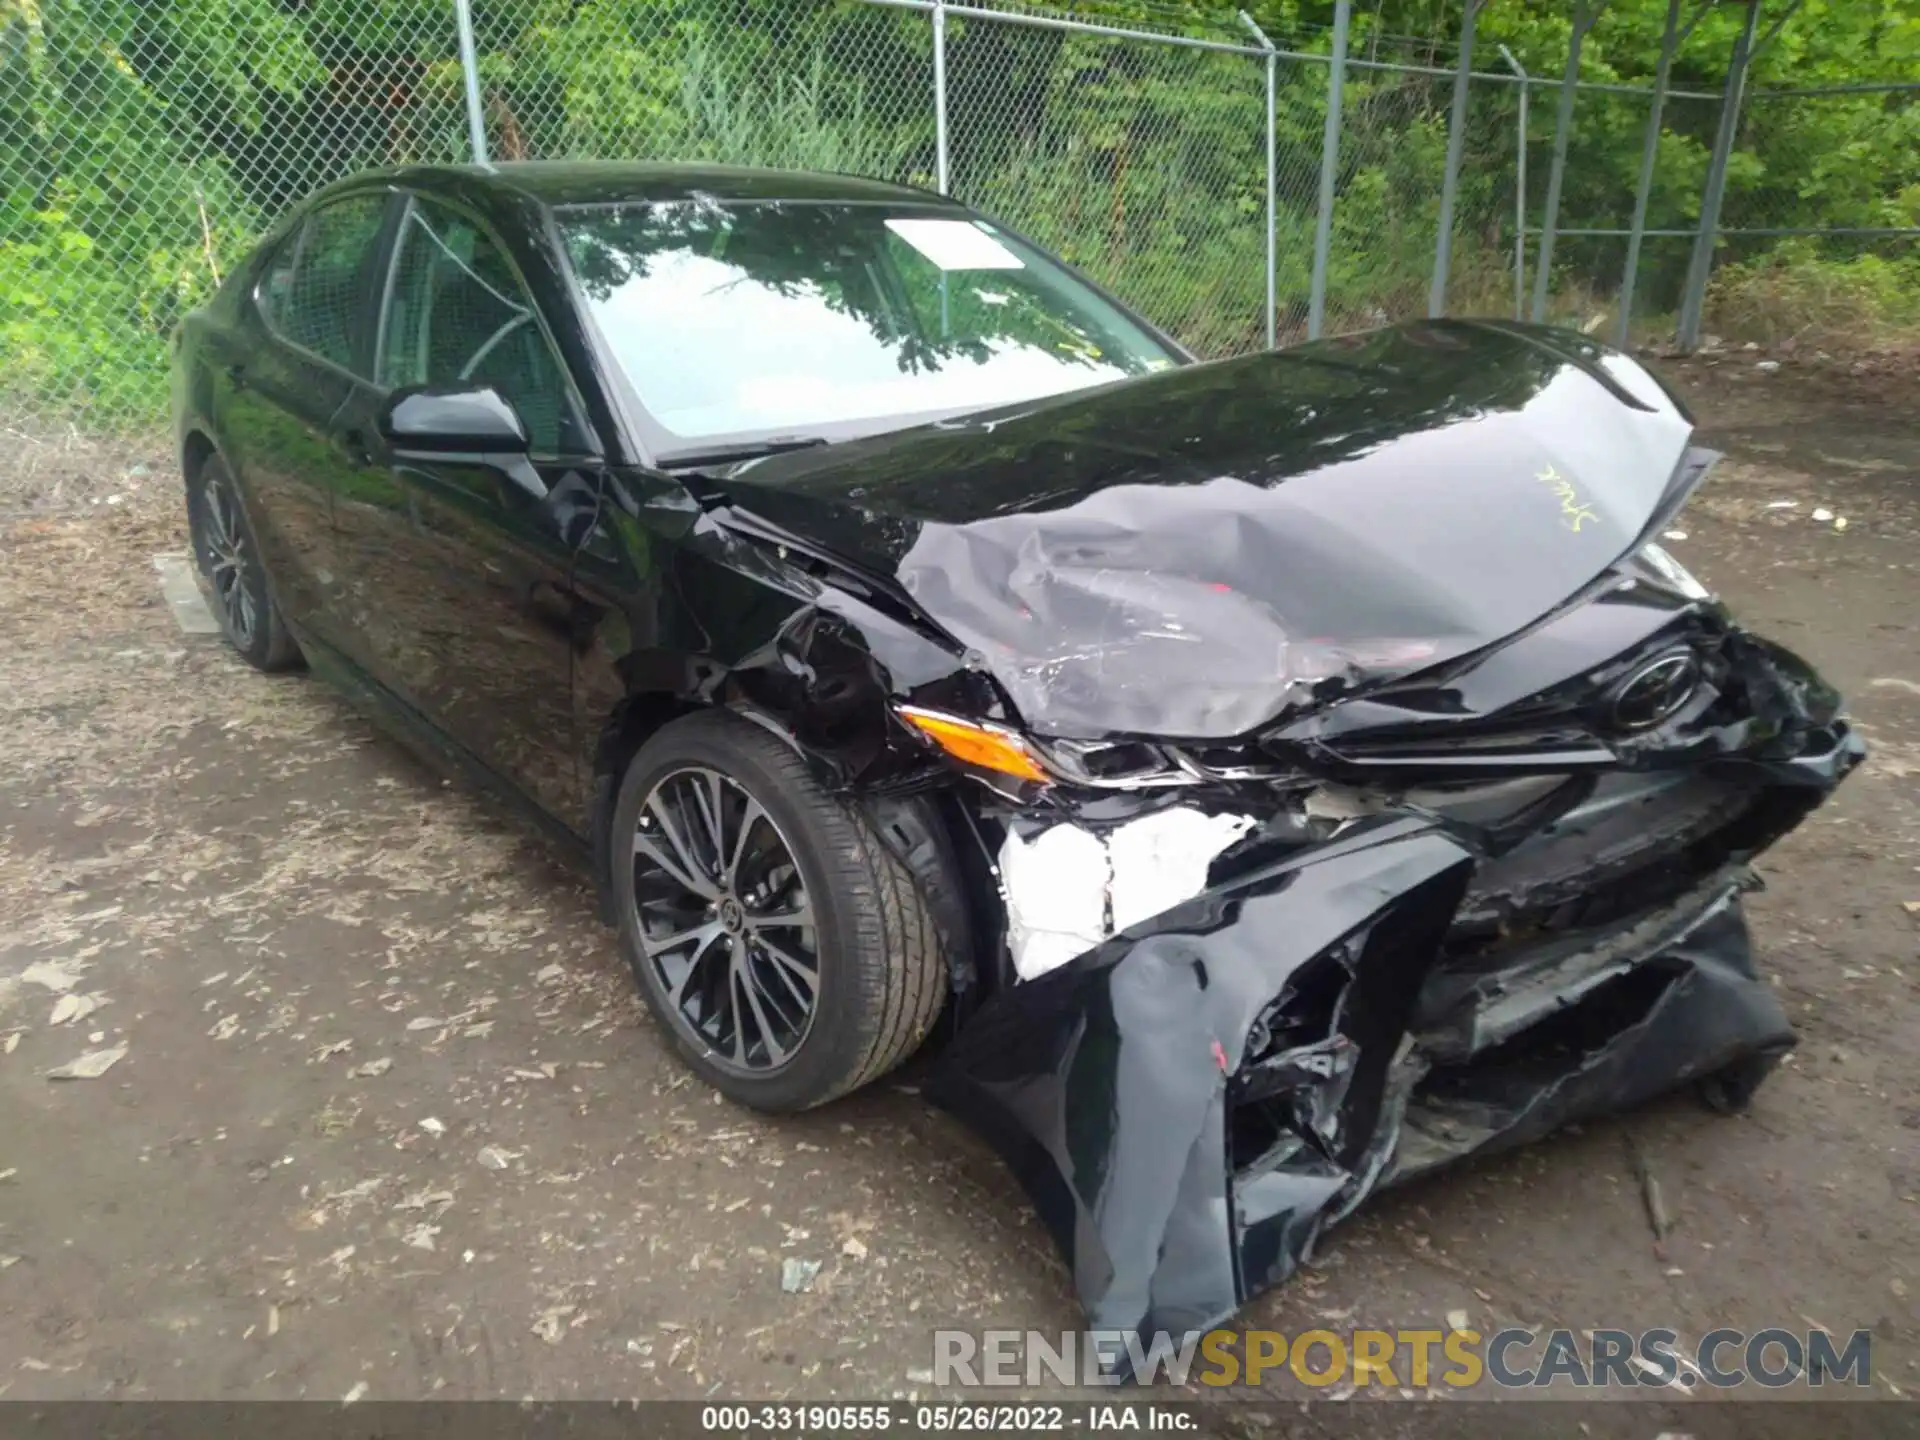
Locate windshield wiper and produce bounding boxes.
[657,436,831,471]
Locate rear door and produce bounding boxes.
[329,193,600,826]
[216,191,396,646]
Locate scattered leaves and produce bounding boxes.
[45,1044,127,1080]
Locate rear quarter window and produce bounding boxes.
[257,193,389,374]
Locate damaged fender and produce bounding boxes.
[927,817,1473,1344]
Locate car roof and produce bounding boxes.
[326,160,959,211]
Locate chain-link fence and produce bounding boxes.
[947,11,1271,354]
[1702,82,1920,349]
[2,0,1915,441]
[1328,41,1515,337]
[2,0,469,437]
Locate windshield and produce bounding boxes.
[556,200,1182,457]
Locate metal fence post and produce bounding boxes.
[1308,0,1351,340]
[1677,0,1763,350]
[932,0,951,195]
[453,0,488,164]
[1429,0,1485,319]
[1530,0,1606,323]
[1498,45,1529,321]
[1240,11,1277,348]
[1618,0,1704,348]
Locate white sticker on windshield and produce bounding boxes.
[885,218,1025,271]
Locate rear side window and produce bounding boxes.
[259,194,388,373]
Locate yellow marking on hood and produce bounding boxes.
[1536,463,1600,533]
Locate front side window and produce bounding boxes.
[557,201,1181,458]
[262,194,388,372]
[378,198,583,455]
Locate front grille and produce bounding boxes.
[1445,773,1814,957]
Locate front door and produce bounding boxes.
[332,194,601,826]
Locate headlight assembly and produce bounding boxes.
[893,707,1195,788]
[896,705,1305,791]
[895,705,1051,784]
[1636,540,1711,601]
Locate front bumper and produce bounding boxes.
[925,726,1863,1372]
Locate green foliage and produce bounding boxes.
[0,0,254,421]
[1707,237,1920,346]
[1,0,1916,435]
[675,39,918,177]
[0,200,217,417]
[953,26,1270,352]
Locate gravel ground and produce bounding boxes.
[0,355,1916,1411]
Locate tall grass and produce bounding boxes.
[676,40,916,181]
[1706,241,1920,349]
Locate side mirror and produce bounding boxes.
[379,385,547,498]
[381,385,527,452]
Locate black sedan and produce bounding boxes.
[171,161,1861,1357]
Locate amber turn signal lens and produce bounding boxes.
[896,706,1050,784]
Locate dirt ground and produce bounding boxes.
[1,353,1917,1413]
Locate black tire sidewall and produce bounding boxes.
[610,714,872,1112]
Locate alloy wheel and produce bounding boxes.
[197,471,258,649]
[629,766,820,1075]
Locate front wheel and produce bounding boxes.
[609,711,948,1112]
[186,454,301,671]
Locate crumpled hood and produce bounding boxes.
[719,321,1701,739]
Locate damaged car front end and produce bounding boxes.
[664,318,1862,1361]
[924,599,1856,1355]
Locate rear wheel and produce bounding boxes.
[186,454,301,671]
[610,711,947,1111]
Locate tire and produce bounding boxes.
[186,453,302,671]
[609,710,947,1112]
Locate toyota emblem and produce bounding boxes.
[1609,650,1702,731]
